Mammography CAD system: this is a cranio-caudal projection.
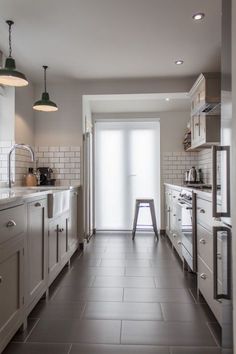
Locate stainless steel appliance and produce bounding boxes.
[212,0,233,350]
[38,167,56,186]
[187,166,197,183]
[178,189,197,272]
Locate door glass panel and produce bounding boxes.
[95,120,160,230]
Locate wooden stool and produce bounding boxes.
[132,199,159,240]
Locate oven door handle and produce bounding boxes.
[178,202,192,210]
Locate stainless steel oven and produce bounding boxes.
[177,189,197,272]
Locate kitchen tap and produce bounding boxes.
[8,144,35,188]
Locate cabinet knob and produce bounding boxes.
[177,241,182,245]
[217,253,222,260]
[200,273,207,280]
[59,228,64,232]
[173,233,177,238]
[6,220,16,228]
[199,238,206,244]
[199,209,205,214]
[34,202,42,207]
[173,214,176,217]
[178,219,181,222]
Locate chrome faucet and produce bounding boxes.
[8,144,35,188]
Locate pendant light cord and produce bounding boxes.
[6,20,14,58]
[43,65,48,92]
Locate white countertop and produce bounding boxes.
[0,185,80,208]
[164,182,221,202]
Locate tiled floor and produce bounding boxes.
[3,232,222,354]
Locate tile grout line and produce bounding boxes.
[120,320,123,344]
[23,318,40,343]
[206,321,221,347]
[67,343,73,354]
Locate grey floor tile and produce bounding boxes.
[11,318,39,342]
[83,302,163,320]
[121,320,217,346]
[92,276,155,288]
[124,288,195,303]
[59,274,95,287]
[170,348,221,354]
[154,274,196,289]
[29,301,86,319]
[3,343,70,354]
[125,266,183,277]
[71,266,125,276]
[75,258,102,267]
[70,344,170,354]
[27,319,121,344]
[52,287,124,302]
[161,303,217,322]
[101,259,152,267]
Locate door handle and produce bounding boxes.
[212,145,230,217]
[213,226,231,300]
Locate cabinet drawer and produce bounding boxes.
[197,224,213,270]
[196,197,213,230]
[198,256,222,324]
[0,205,25,244]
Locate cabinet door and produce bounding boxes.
[199,115,206,143]
[59,216,68,263]
[68,190,78,251]
[48,219,60,283]
[191,115,200,146]
[0,234,24,352]
[26,199,47,306]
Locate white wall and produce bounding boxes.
[34,76,195,146]
[0,86,15,141]
[15,83,35,145]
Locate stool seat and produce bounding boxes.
[132,198,159,240]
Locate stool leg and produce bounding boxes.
[132,201,140,240]
[150,201,159,240]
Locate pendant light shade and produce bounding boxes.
[33,66,58,112]
[0,20,28,87]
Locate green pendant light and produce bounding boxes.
[33,66,58,112]
[0,20,28,87]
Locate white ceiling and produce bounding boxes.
[87,93,190,113]
[0,0,221,82]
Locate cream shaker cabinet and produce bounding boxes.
[0,205,25,353]
[68,190,78,253]
[189,73,221,150]
[48,212,70,286]
[25,198,47,315]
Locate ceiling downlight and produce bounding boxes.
[192,13,205,21]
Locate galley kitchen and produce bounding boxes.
[0,1,235,354]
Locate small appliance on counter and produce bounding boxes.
[38,167,56,186]
[25,168,38,186]
[184,167,203,185]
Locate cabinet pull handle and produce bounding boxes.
[35,202,42,207]
[173,214,176,216]
[0,276,2,283]
[6,220,16,228]
[199,209,205,214]
[177,241,182,245]
[200,273,207,280]
[217,253,222,260]
[199,238,206,244]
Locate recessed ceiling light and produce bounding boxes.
[192,12,205,21]
[175,60,184,65]
[165,98,170,101]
